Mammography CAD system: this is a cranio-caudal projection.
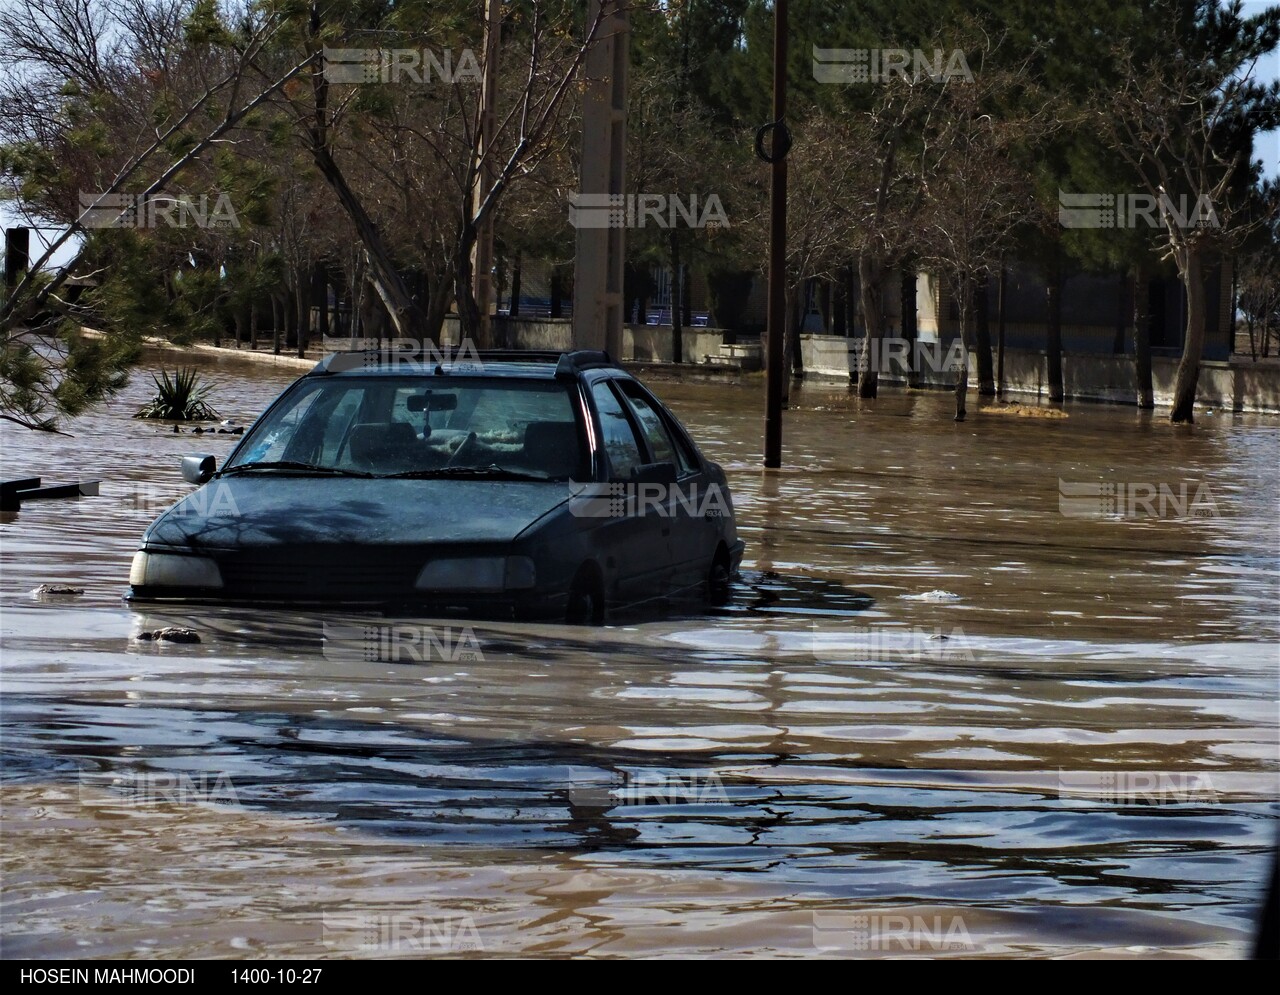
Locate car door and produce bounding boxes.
[586,378,673,606]
[615,379,720,595]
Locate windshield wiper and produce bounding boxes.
[222,461,375,477]
[382,465,550,481]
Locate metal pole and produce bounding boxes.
[763,0,788,469]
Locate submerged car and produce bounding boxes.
[127,349,744,622]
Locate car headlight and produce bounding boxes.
[415,556,536,592]
[129,551,224,589]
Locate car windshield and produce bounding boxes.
[225,375,585,480]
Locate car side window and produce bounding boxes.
[617,381,694,475]
[591,381,643,479]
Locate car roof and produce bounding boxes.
[309,348,624,380]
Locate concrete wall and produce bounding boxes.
[798,333,1280,414]
[439,315,725,364]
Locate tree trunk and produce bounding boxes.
[670,231,683,364]
[816,279,831,333]
[509,254,522,317]
[1046,253,1064,403]
[271,294,281,355]
[857,254,885,398]
[313,262,329,342]
[1133,263,1154,409]
[833,271,847,337]
[454,222,487,347]
[1112,270,1127,354]
[295,278,309,359]
[902,265,920,389]
[954,277,972,422]
[550,269,563,319]
[310,146,424,340]
[422,271,453,344]
[974,274,995,395]
[996,262,1007,399]
[1170,245,1207,423]
[250,302,259,350]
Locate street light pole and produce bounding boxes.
[763,0,788,469]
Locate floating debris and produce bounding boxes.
[135,627,202,643]
[32,584,84,597]
[902,590,961,602]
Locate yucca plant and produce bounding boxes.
[135,367,220,421]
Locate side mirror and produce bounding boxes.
[631,461,677,485]
[181,453,217,485]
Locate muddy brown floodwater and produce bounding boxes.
[1,350,1277,958]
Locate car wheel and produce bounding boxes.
[566,566,604,625]
[707,548,732,606]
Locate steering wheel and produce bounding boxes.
[447,431,479,467]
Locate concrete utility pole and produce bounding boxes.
[572,0,628,357]
[471,0,501,348]
[762,0,789,468]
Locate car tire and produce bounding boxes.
[707,548,732,606]
[566,566,605,625]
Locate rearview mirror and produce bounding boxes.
[181,453,217,485]
[631,461,677,485]
[407,393,458,412]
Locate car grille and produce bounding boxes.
[217,549,421,600]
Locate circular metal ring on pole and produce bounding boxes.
[754,120,792,164]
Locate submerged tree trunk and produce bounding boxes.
[857,254,886,398]
[786,280,803,383]
[1170,245,1207,423]
[1133,263,1154,409]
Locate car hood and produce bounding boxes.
[144,475,574,551]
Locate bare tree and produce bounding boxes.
[1104,0,1280,423]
